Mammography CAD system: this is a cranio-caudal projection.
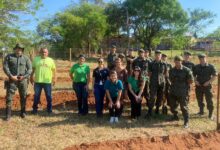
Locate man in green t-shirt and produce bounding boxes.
[69,54,90,115]
[30,48,56,114]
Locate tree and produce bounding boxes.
[123,0,188,49]
[37,3,107,56]
[208,27,220,38]
[188,8,216,37]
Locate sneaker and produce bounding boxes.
[110,117,114,123]
[184,122,189,129]
[115,117,119,123]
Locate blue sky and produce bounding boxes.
[20,0,220,35]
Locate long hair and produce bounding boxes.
[131,69,143,88]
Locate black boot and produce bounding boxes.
[208,109,214,120]
[5,106,11,121]
[162,106,168,115]
[169,114,179,121]
[197,108,204,115]
[155,107,160,115]
[145,108,152,119]
[20,109,26,118]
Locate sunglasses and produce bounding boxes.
[98,61,103,63]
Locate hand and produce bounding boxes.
[10,75,18,81]
[108,101,113,108]
[17,76,24,81]
[52,78,56,86]
[195,81,200,86]
[116,101,121,109]
[135,95,139,102]
[203,81,210,87]
[136,96,142,103]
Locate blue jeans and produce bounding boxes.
[33,83,52,113]
[94,84,105,115]
[73,82,88,115]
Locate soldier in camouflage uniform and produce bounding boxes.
[3,44,32,120]
[193,54,217,119]
[132,49,151,106]
[161,54,172,114]
[182,51,195,103]
[146,50,167,118]
[126,48,136,75]
[107,45,118,70]
[169,56,193,128]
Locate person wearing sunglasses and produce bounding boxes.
[127,66,146,120]
[92,58,109,117]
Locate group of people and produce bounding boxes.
[3,44,217,129]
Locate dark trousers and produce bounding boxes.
[6,79,28,112]
[195,85,213,113]
[128,90,142,118]
[143,81,150,106]
[109,97,120,117]
[170,94,189,123]
[73,82,88,115]
[33,83,52,112]
[94,84,105,115]
[148,83,165,109]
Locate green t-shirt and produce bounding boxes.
[128,76,140,93]
[70,63,90,83]
[32,56,56,83]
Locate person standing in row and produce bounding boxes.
[92,58,109,117]
[193,54,217,119]
[161,54,172,114]
[127,66,146,120]
[3,44,32,120]
[146,50,167,118]
[126,48,136,75]
[70,54,90,115]
[107,45,118,70]
[31,48,56,114]
[144,49,153,62]
[182,51,195,103]
[104,71,123,123]
[133,49,151,107]
[169,56,193,128]
[114,57,128,116]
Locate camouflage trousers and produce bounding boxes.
[195,85,213,113]
[5,79,28,112]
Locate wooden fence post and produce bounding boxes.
[217,73,220,130]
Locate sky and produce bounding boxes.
[20,0,220,35]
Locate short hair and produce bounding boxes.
[109,70,117,75]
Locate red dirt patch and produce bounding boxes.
[65,131,220,150]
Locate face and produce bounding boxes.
[128,50,133,56]
[162,56,167,61]
[110,73,117,82]
[40,48,48,58]
[145,51,149,57]
[184,55,190,61]
[174,60,181,67]
[115,59,121,67]
[15,48,23,56]
[139,52,145,58]
[98,58,104,66]
[155,53,162,60]
[111,48,116,53]
[199,57,206,64]
[79,57,85,64]
[134,70,140,76]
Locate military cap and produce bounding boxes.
[174,55,183,61]
[155,50,161,54]
[145,49,149,52]
[184,51,192,56]
[162,54,167,57]
[13,43,24,50]
[139,48,145,53]
[111,45,116,48]
[198,53,206,58]
[78,54,86,58]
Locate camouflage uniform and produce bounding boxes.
[107,52,118,70]
[132,56,151,104]
[163,62,172,110]
[169,64,193,126]
[148,60,167,114]
[193,63,217,117]
[3,52,32,118]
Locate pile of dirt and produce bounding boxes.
[65,131,220,150]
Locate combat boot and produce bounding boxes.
[169,114,179,121]
[20,108,26,118]
[145,109,153,119]
[208,109,214,120]
[155,107,160,115]
[162,106,168,115]
[5,106,11,121]
[197,108,204,115]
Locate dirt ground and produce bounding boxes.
[0,59,220,149]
